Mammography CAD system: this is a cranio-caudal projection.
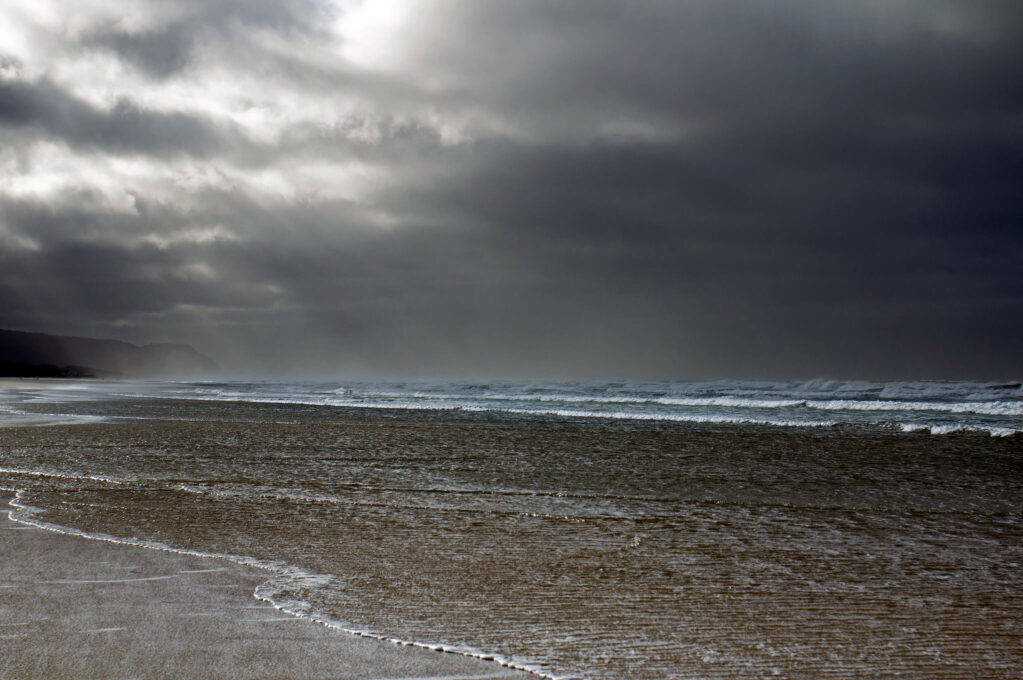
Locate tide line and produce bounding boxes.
[4,490,562,680]
[40,574,181,584]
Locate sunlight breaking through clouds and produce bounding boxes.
[1,0,1020,378]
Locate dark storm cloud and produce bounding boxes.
[1,0,1021,378]
[0,77,241,157]
[389,131,1022,377]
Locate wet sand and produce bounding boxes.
[0,492,530,680]
[2,393,1021,679]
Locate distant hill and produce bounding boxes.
[0,329,219,378]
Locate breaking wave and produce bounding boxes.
[95,378,1022,437]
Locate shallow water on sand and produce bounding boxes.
[2,395,1022,679]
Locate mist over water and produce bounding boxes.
[1,380,1021,679]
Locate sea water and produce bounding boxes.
[1,379,1021,679]
[101,378,1023,435]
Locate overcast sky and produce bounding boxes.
[1,1,1020,379]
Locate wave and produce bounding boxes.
[49,380,1023,437]
[460,405,840,428]
[575,396,1019,415]
[0,405,109,427]
[802,399,1023,416]
[483,407,1018,436]
[113,393,1022,436]
[138,393,841,428]
[3,490,557,680]
[0,467,123,485]
[144,387,1023,416]
[898,423,1020,437]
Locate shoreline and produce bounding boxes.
[3,385,1020,679]
[1,375,1018,438]
[0,489,534,680]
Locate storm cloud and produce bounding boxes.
[1,0,1020,378]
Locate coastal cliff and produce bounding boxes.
[0,329,219,378]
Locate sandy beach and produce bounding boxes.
[0,492,530,680]
[2,383,1020,679]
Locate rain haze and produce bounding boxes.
[1,0,1021,379]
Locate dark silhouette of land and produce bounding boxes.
[0,361,98,378]
[0,329,219,378]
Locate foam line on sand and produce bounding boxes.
[0,490,536,680]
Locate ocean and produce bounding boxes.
[1,378,1021,678]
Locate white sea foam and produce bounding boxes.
[898,423,1020,437]
[416,393,812,409]
[121,389,1023,436]
[326,391,810,409]
[520,395,1021,414]
[3,490,558,680]
[458,405,839,428]
[0,467,123,485]
[804,399,1023,416]
[25,378,1023,438]
[0,411,108,427]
